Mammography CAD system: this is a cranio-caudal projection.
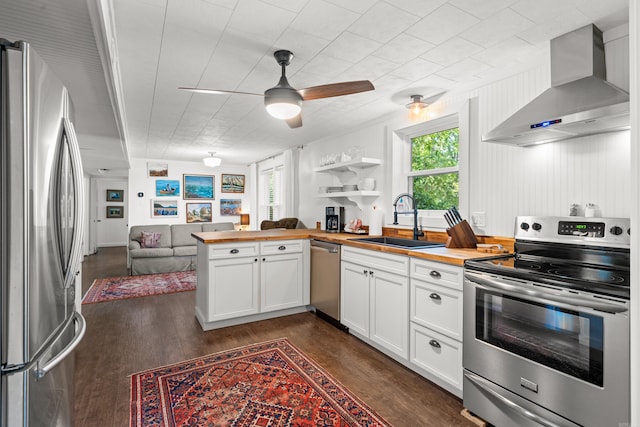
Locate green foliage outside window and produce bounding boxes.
[411,128,459,210]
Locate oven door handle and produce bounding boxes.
[464,272,628,314]
[464,371,573,427]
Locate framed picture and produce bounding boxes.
[183,174,214,199]
[106,189,124,202]
[186,202,212,223]
[221,174,245,193]
[220,199,242,216]
[155,179,180,197]
[151,199,178,217]
[106,206,124,218]
[148,162,168,177]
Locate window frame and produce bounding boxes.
[258,157,285,224]
[408,119,460,212]
[393,106,471,230]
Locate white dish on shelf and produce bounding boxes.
[358,178,375,191]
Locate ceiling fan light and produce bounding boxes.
[265,102,301,119]
[264,87,302,120]
[203,152,221,167]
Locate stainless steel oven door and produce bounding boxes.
[463,271,630,427]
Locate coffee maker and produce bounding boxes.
[325,206,345,233]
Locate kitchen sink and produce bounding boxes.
[349,236,445,249]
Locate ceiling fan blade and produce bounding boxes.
[286,114,302,129]
[178,87,263,97]
[299,80,374,101]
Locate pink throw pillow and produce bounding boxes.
[140,231,161,248]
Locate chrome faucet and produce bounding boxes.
[392,193,424,240]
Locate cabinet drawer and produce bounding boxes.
[208,242,259,259]
[411,279,462,340]
[410,258,462,291]
[410,323,462,393]
[260,240,304,255]
[342,246,408,276]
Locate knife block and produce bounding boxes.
[445,220,478,249]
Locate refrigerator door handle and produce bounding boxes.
[1,310,85,376]
[35,311,86,379]
[61,117,85,289]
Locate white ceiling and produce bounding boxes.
[0,0,630,175]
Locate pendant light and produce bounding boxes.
[406,94,428,115]
[203,152,221,167]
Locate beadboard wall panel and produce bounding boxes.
[298,29,630,238]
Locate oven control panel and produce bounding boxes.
[515,216,630,247]
[557,221,605,237]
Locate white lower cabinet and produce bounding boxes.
[208,255,259,321]
[260,251,304,312]
[196,239,309,329]
[409,257,463,397]
[341,246,409,359]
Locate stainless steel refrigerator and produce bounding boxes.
[1,39,86,426]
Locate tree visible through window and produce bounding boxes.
[410,127,459,210]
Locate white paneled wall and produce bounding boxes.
[299,28,630,238]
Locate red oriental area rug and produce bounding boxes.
[82,271,195,304]
[129,338,393,427]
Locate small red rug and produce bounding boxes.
[129,338,393,427]
[82,271,195,304]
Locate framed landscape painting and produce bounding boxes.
[106,189,124,202]
[183,174,214,199]
[220,199,242,216]
[221,174,245,193]
[151,199,178,217]
[155,179,180,197]
[106,206,123,218]
[186,202,212,223]
[148,163,168,177]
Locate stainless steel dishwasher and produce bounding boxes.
[310,239,345,330]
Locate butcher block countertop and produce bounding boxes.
[192,229,512,267]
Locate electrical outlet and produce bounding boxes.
[472,212,486,228]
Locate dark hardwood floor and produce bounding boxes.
[74,246,474,427]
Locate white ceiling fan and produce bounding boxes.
[179,50,375,128]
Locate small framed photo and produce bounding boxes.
[186,202,212,223]
[221,174,245,193]
[151,199,178,217]
[155,179,180,197]
[183,174,214,199]
[220,199,242,216]
[148,162,168,177]
[106,189,124,202]
[106,206,124,218]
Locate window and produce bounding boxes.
[259,165,283,221]
[410,126,459,210]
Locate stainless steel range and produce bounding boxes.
[463,216,630,427]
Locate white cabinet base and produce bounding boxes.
[410,322,463,397]
[196,305,311,331]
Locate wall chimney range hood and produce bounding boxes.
[483,24,629,146]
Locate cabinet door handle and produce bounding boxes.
[254,258,258,262]
[429,339,441,349]
[363,269,368,275]
[429,293,441,301]
[278,245,286,250]
[230,248,239,254]
[262,258,266,262]
[369,270,374,276]
[429,270,441,279]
